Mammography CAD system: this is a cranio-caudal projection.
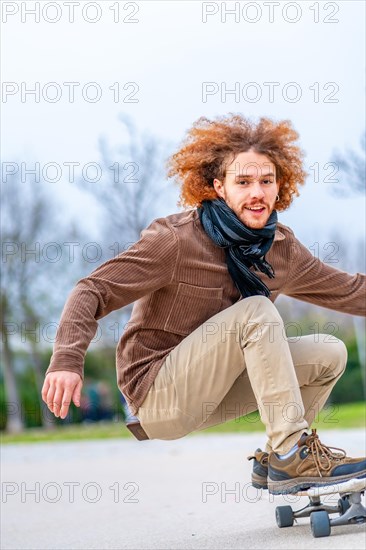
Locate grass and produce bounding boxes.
[1,402,365,445]
[200,401,366,435]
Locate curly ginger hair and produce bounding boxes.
[167,114,307,212]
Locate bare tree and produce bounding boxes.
[80,115,180,344]
[1,174,51,432]
[330,131,366,196]
[328,134,366,397]
[83,115,178,244]
[1,170,85,432]
[1,293,23,433]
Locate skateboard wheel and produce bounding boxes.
[275,505,294,528]
[338,496,350,515]
[310,511,331,538]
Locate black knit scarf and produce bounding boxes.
[197,198,277,298]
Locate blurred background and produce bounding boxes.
[1,0,365,437]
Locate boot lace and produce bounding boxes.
[304,429,346,476]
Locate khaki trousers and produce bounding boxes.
[137,296,347,453]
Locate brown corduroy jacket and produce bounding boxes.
[46,209,366,414]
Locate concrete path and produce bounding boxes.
[1,429,365,549]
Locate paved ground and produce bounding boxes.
[1,429,365,549]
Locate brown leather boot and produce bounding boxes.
[247,449,269,489]
[268,429,366,495]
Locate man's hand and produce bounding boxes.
[42,371,83,419]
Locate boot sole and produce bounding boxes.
[251,472,268,490]
[268,470,366,495]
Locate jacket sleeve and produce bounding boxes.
[282,229,366,316]
[45,218,178,379]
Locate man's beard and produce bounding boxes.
[238,203,275,229]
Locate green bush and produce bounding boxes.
[330,338,365,403]
[0,347,125,430]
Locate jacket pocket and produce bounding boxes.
[164,282,223,336]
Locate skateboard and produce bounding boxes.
[275,478,366,538]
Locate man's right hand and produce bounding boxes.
[41,371,83,419]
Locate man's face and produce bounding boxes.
[213,150,280,229]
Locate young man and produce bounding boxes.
[42,115,366,495]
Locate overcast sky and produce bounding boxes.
[2,0,365,264]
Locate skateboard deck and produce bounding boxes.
[275,477,366,538]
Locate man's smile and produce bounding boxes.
[244,205,267,216]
